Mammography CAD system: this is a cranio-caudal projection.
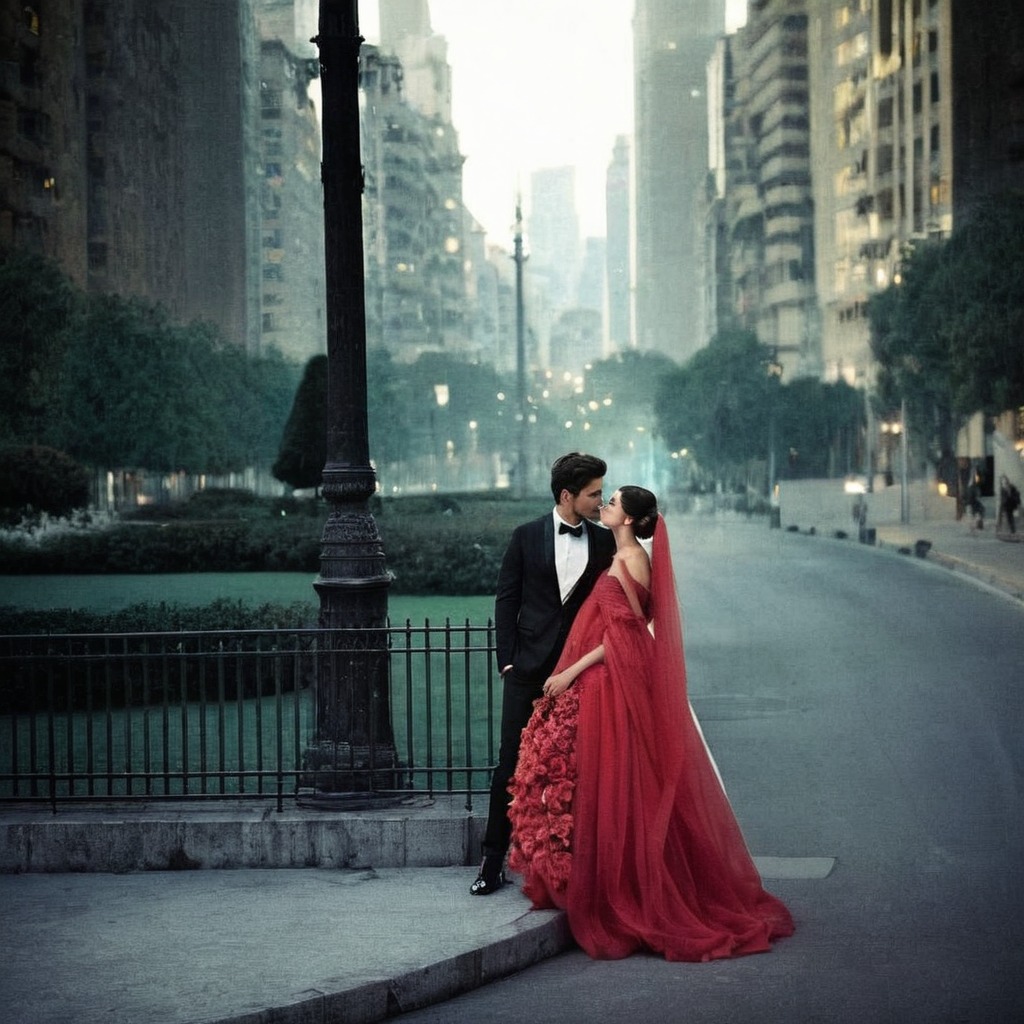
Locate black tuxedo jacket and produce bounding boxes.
[494,513,616,683]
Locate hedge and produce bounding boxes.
[0,491,547,595]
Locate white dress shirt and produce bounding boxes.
[554,509,588,604]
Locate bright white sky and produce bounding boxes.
[360,1,747,245]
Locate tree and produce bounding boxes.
[944,194,1024,414]
[0,444,91,517]
[216,342,301,470]
[654,329,777,484]
[587,349,679,407]
[367,347,413,466]
[56,295,230,472]
[0,247,79,446]
[273,354,328,492]
[774,378,863,479]
[870,190,1024,461]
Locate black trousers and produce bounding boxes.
[481,669,543,859]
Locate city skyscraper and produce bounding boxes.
[255,0,327,362]
[605,134,632,351]
[633,0,725,362]
[528,165,581,315]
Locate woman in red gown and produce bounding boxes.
[508,486,794,961]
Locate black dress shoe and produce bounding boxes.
[470,856,506,895]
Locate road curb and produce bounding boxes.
[0,798,487,874]
[866,534,1024,605]
[900,546,1024,604]
[209,910,571,1024]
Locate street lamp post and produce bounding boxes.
[899,398,910,524]
[512,199,527,499]
[303,0,397,805]
[766,353,783,528]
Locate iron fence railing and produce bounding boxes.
[0,620,499,812]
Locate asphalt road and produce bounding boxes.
[394,518,1024,1024]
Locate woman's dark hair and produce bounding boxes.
[550,452,607,503]
[618,485,659,539]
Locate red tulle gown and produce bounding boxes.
[508,519,794,962]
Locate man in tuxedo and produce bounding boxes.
[471,452,615,894]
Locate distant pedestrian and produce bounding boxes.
[965,473,985,530]
[998,474,1020,534]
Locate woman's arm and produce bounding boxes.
[542,643,605,698]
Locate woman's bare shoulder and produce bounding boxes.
[612,545,651,591]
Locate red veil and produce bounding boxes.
[564,516,794,961]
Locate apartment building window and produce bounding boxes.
[86,49,107,77]
[877,97,894,129]
[261,87,282,119]
[913,82,922,114]
[930,72,939,103]
[88,242,107,270]
[262,313,278,332]
[18,110,50,145]
[878,0,893,57]
[19,45,40,87]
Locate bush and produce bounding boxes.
[0,490,549,592]
[0,598,317,635]
[0,444,90,519]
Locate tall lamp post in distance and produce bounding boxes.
[882,401,911,524]
[900,398,910,524]
[512,198,528,499]
[303,0,397,805]
[765,350,783,528]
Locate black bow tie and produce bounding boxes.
[559,522,584,538]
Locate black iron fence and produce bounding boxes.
[0,620,499,811]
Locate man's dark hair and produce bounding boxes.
[550,452,607,503]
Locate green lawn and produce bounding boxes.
[2,670,498,799]
[0,576,500,798]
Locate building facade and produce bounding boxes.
[527,165,581,317]
[358,43,470,362]
[809,0,954,386]
[737,0,815,378]
[633,0,725,362]
[605,134,632,351]
[1,1,91,284]
[0,0,311,356]
[255,0,326,363]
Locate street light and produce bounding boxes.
[880,402,910,524]
[305,0,396,806]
